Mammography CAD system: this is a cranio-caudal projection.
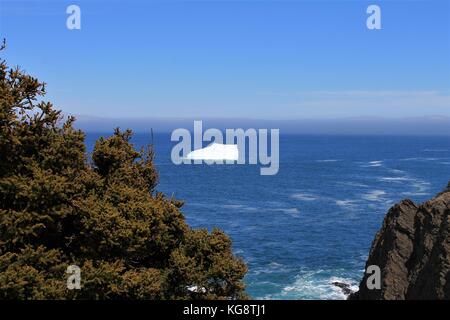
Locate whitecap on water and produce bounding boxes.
[221,204,258,212]
[291,193,317,201]
[335,199,359,209]
[362,190,386,201]
[402,180,431,196]
[315,159,341,163]
[273,208,300,215]
[359,160,383,168]
[222,204,245,209]
[378,176,412,182]
[337,181,369,188]
[368,160,383,167]
[423,149,448,152]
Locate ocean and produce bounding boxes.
[85,133,450,299]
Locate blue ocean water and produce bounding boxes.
[86,133,450,299]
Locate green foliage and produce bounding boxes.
[0,48,247,299]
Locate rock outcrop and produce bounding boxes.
[350,182,450,300]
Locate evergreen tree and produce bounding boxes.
[0,43,247,299]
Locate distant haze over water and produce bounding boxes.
[74,116,450,136]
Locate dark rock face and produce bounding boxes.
[350,184,450,300]
[332,281,355,296]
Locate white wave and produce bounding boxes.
[402,180,431,196]
[423,149,448,152]
[222,204,258,212]
[389,169,405,174]
[360,160,383,167]
[267,262,283,268]
[291,193,317,201]
[252,262,292,276]
[262,270,358,300]
[362,190,386,201]
[335,199,359,209]
[378,176,412,182]
[329,277,359,295]
[368,160,383,167]
[222,204,245,209]
[412,181,430,190]
[273,208,300,215]
[316,159,341,163]
[400,157,446,161]
[188,202,218,208]
[402,191,429,196]
[337,181,369,188]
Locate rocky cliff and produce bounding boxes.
[350,182,450,300]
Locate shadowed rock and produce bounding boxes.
[350,182,450,300]
[332,281,355,296]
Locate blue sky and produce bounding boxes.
[0,0,449,119]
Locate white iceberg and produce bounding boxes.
[186,142,239,161]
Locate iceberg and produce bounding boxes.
[186,143,239,161]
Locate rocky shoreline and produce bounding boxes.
[349,182,450,299]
